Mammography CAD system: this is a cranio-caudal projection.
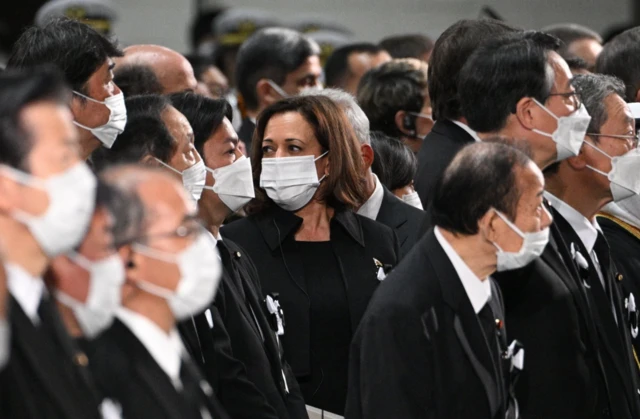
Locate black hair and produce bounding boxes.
[324,42,385,88]
[0,66,70,171]
[595,27,640,102]
[356,59,427,138]
[542,23,602,59]
[185,54,216,81]
[169,92,233,157]
[432,141,532,235]
[458,31,560,133]
[235,27,320,110]
[370,131,417,191]
[379,34,434,60]
[7,18,122,94]
[428,19,519,121]
[91,95,175,171]
[113,64,163,97]
[565,56,589,73]
[95,178,145,247]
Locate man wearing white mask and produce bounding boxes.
[544,73,640,418]
[0,68,101,418]
[170,92,309,419]
[89,165,228,419]
[457,31,622,418]
[7,18,127,159]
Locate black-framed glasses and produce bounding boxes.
[547,91,582,110]
[586,133,640,149]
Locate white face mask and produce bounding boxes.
[583,142,640,202]
[260,151,328,212]
[131,231,221,321]
[156,158,207,202]
[532,99,591,161]
[1,163,96,257]
[72,91,127,149]
[492,209,550,271]
[55,252,125,338]
[204,155,255,212]
[401,191,424,210]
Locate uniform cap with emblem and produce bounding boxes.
[213,8,282,47]
[36,0,117,35]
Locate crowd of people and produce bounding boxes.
[1,2,640,419]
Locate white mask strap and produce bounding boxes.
[72,90,105,105]
[266,80,289,98]
[154,158,183,175]
[494,209,526,239]
[532,97,560,121]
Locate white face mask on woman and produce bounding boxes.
[259,151,329,212]
[492,209,550,271]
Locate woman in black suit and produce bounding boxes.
[222,96,400,416]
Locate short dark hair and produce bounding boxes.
[7,18,122,94]
[169,92,233,157]
[91,95,174,171]
[595,27,640,102]
[0,66,70,171]
[370,131,417,191]
[458,31,560,133]
[357,59,428,138]
[324,43,384,88]
[432,141,532,235]
[572,73,625,136]
[95,178,145,247]
[185,54,216,81]
[235,27,320,110]
[379,34,434,60]
[429,19,518,121]
[113,64,163,97]
[565,56,589,73]
[542,23,602,59]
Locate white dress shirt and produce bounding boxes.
[117,308,185,390]
[6,263,44,325]
[0,319,8,370]
[357,174,385,221]
[452,120,483,142]
[434,227,491,313]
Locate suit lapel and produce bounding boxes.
[376,188,410,248]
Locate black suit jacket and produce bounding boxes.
[0,296,102,419]
[221,207,400,380]
[180,238,308,419]
[414,120,475,209]
[346,230,512,419]
[238,118,256,153]
[552,209,640,418]
[90,319,231,419]
[376,187,427,259]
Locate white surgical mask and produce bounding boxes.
[532,99,591,161]
[56,252,125,338]
[204,155,255,212]
[1,163,96,257]
[131,231,221,321]
[492,209,550,271]
[260,151,329,212]
[156,158,207,202]
[583,142,640,202]
[401,191,424,210]
[73,91,127,149]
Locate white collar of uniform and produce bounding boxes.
[116,307,184,388]
[545,192,601,253]
[6,262,44,325]
[451,120,482,142]
[357,173,385,220]
[434,227,491,313]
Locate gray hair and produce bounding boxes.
[572,73,626,135]
[301,88,371,145]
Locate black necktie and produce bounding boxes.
[179,358,213,419]
[478,303,499,356]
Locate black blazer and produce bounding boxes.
[552,209,640,418]
[89,319,231,419]
[180,238,308,419]
[238,118,256,153]
[376,186,427,259]
[414,120,475,209]
[221,206,400,378]
[346,230,513,419]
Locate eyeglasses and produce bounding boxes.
[586,133,640,149]
[547,91,582,110]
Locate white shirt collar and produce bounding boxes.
[545,192,601,253]
[434,227,491,313]
[6,263,44,325]
[451,120,482,142]
[116,308,184,389]
[357,173,385,220]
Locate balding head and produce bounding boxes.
[118,45,198,94]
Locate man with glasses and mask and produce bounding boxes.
[457,30,638,418]
[0,68,101,418]
[7,18,126,159]
[88,165,227,419]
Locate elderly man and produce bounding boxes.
[347,141,542,419]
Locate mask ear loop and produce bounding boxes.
[154,158,184,175]
[583,140,614,177]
